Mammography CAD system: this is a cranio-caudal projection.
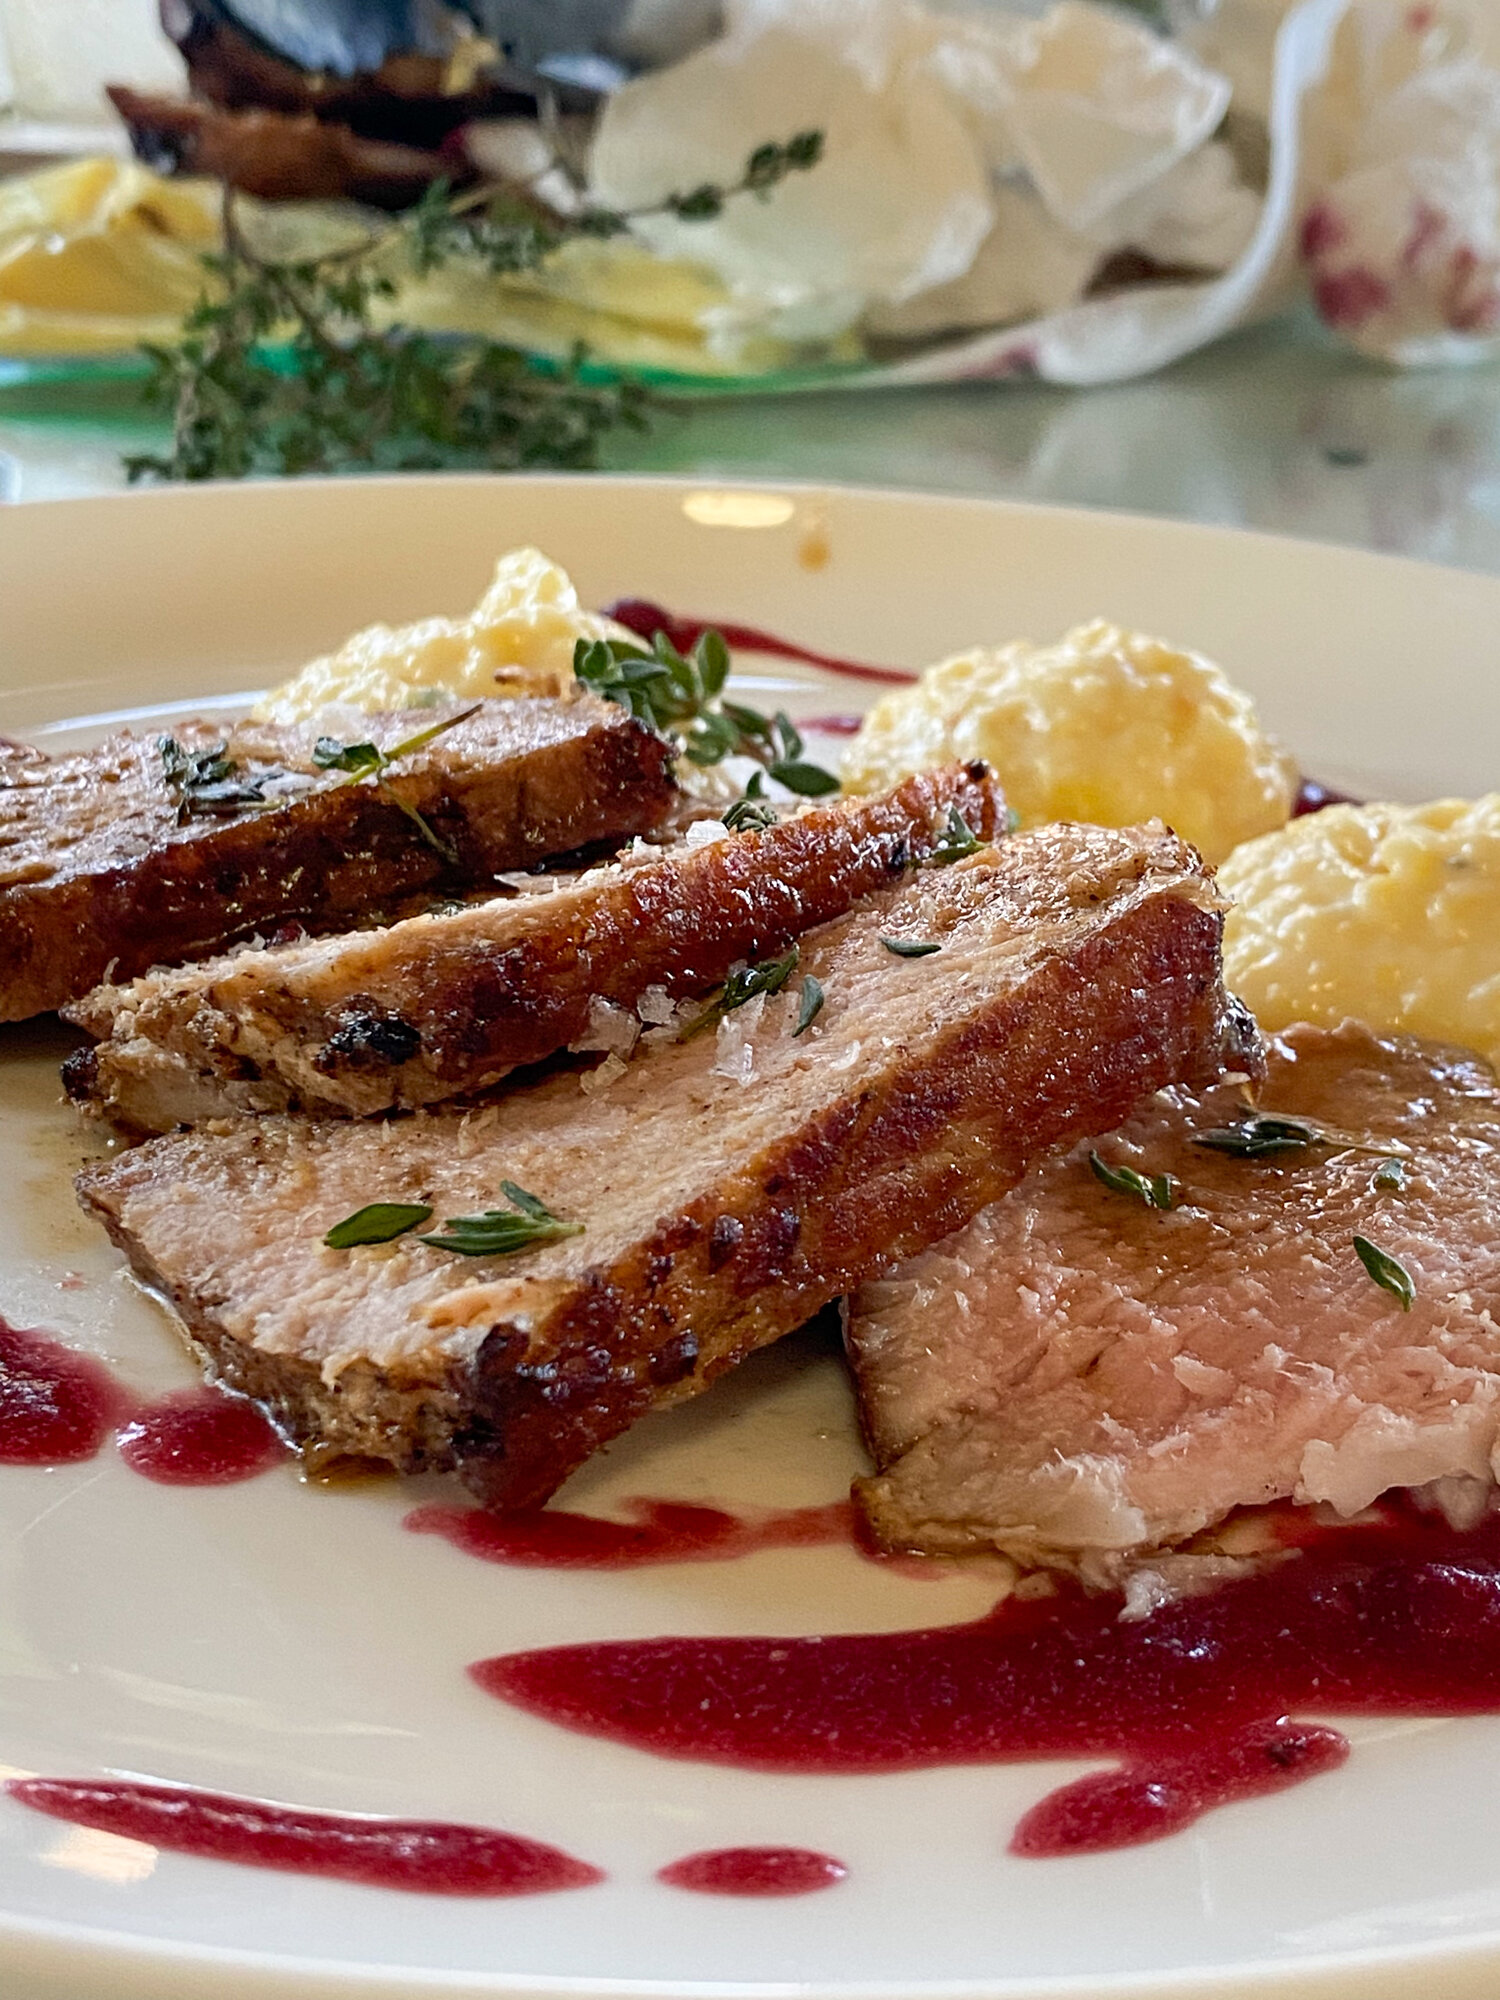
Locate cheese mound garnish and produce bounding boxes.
[1221,797,1500,1069]
[254,547,627,722]
[841,619,1296,866]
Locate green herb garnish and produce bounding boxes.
[158,735,278,819]
[1193,1115,1411,1162]
[1372,1157,1408,1193]
[1089,1151,1178,1211]
[323,1202,433,1249]
[683,946,799,1039]
[575,634,838,795]
[881,937,941,958]
[722,772,778,833]
[924,805,982,867]
[1194,1115,1325,1159]
[793,976,825,1037]
[416,1182,583,1258]
[312,703,480,863]
[126,136,822,486]
[1352,1233,1415,1310]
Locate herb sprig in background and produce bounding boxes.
[127,134,823,484]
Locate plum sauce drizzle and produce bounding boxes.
[406,1496,863,1568]
[476,1503,1500,1858]
[0,1316,283,1483]
[5,1778,602,1895]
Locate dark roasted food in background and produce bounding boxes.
[78,821,1253,1511]
[849,1022,1500,1580]
[114,0,715,205]
[1,696,674,1023]
[68,764,1006,1131]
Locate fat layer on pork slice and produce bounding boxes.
[77,821,1250,1512]
[64,765,1006,1133]
[849,1021,1500,1581]
[0,694,674,1022]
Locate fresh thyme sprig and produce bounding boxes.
[416,1181,584,1257]
[682,946,799,1039]
[881,937,941,958]
[1089,1151,1178,1211]
[924,805,982,867]
[158,735,277,819]
[1193,1115,1413,1162]
[323,1202,433,1249]
[574,632,839,795]
[312,702,480,863]
[1352,1233,1415,1310]
[793,975,825,1037]
[722,772,778,833]
[125,134,823,484]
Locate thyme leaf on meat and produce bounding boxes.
[312,703,480,864]
[1353,1233,1415,1310]
[793,975,825,1037]
[1193,1115,1325,1159]
[1089,1151,1179,1211]
[881,937,941,957]
[722,772,778,833]
[1372,1157,1409,1193]
[126,135,822,485]
[323,1201,433,1248]
[681,946,799,1039]
[158,735,277,819]
[574,635,839,796]
[416,1181,583,1257]
[1193,1115,1412,1161]
[924,805,983,867]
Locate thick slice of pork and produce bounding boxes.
[63,765,1006,1132]
[77,822,1250,1511]
[849,1021,1500,1581]
[0,695,674,1022]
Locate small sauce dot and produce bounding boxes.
[659,1847,847,1896]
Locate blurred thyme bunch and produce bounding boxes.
[126,132,823,483]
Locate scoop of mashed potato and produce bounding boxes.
[254,547,627,723]
[841,619,1297,866]
[1221,797,1500,1069]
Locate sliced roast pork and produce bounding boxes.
[64,765,1006,1132]
[849,1021,1500,1580]
[0,695,674,1022]
[77,822,1249,1511]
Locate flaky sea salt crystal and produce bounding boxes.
[570,996,641,1058]
[579,1052,629,1096]
[712,992,767,1085]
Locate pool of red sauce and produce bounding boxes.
[5,1778,601,1895]
[0,1317,284,1484]
[477,1502,1500,1858]
[659,1847,848,1896]
[605,599,917,687]
[116,1387,287,1485]
[406,1496,864,1569]
[0,1318,132,1464]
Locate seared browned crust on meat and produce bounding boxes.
[77,822,1251,1510]
[66,765,1007,1133]
[1,695,674,1022]
[849,1022,1500,1580]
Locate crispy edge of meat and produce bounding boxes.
[65,763,1007,1131]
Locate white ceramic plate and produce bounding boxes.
[3,476,1500,2000]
